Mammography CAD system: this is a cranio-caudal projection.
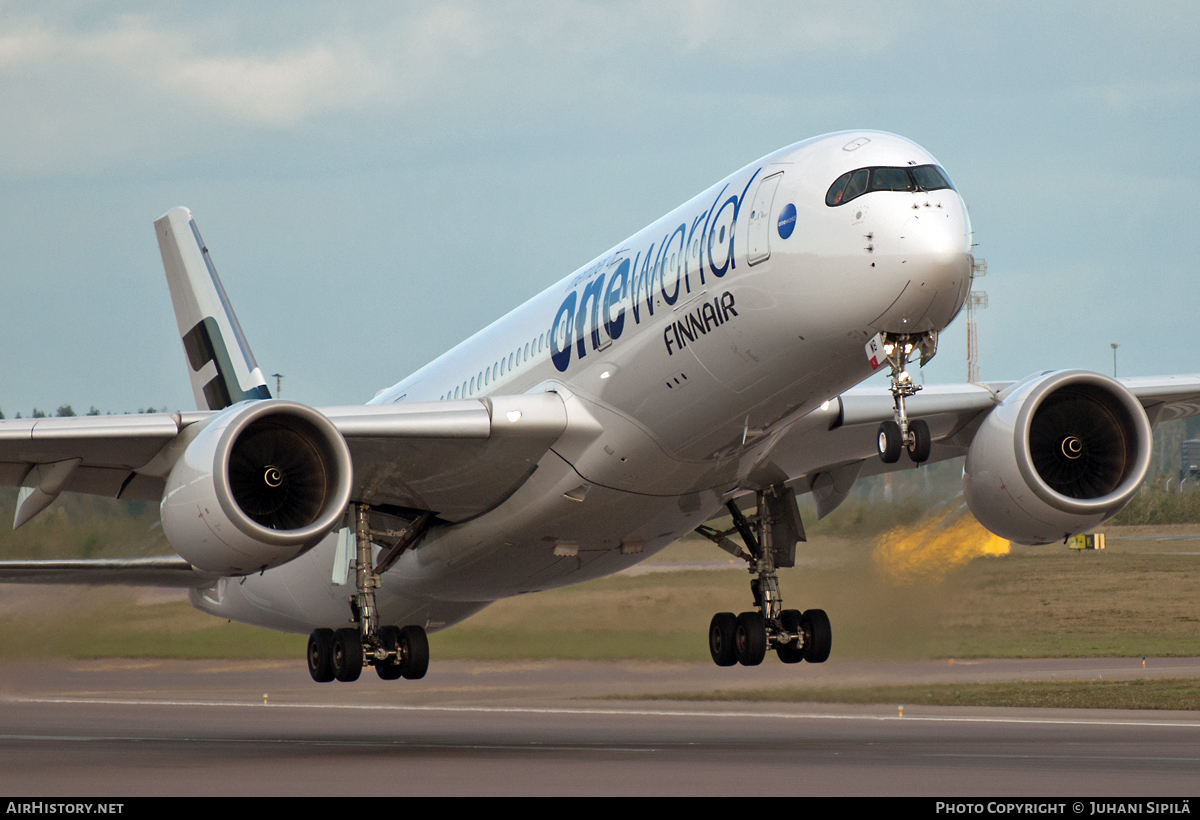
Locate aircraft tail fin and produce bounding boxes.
[154,207,271,411]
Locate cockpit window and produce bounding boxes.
[825,164,955,207]
[869,167,915,192]
[910,165,954,191]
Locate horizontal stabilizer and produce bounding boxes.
[0,556,215,587]
[154,207,271,411]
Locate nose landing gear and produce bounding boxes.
[697,486,831,667]
[868,331,937,465]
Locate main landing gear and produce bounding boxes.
[696,487,831,667]
[307,503,434,683]
[871,331,937,465]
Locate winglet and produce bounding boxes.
[154,207,271,411]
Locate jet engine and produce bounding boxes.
[963,370,1151,545]
[161,400,353,574]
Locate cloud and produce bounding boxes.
[0,16,381,127]
[1,1,1190,177]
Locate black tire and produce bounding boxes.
[878,420,902,464]
[307,628,336,683]
[708,612,738,667]
[776,609,805,664]
[735,611,767,667]
[907,419,931,463]
[801,609,832,664]
[398,625,430,680]
[375,626,403,681]
[332,627,363,682]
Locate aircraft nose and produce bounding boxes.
[870,195,972,334]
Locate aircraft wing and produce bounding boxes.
[0,392,568,530]
[766,375,1200,519]
[318,393,567,522]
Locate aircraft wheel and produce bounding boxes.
[776,609,805,664]
[332,627,363,682]
[907,419,931,463]
[307,628,336,683]
[398,625,430,680]
[801,609,832,664]
[708,612,738,667]
[735,611,767,666]
[878,421,902,464]
[375,626,403,681]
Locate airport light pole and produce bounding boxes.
[1111,344,1119,378]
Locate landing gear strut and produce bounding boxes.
[307,503,433,683]
[696,487,831,667]
[870,331,937,465]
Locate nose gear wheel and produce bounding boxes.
[869,331,938,465]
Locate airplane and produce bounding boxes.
[3,130,1198,682]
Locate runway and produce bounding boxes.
[2,658,1199,795]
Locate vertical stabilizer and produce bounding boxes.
[154,207,271,411]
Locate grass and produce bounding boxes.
[1,475,1198,669]
[0,592,305,659]
[2,525,1198,663]
[637,677,1200,711]
[1111,481,1200,525]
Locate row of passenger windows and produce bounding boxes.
[825,165,955,207]
[440,331,548,400]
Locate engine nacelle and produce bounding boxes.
[161,400,353,574]
[963,370,1151,545]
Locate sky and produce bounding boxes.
[0,1,1197,415]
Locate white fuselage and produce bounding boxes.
[191,131,974,634]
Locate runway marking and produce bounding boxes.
[923,753,1200,762]
[0,733,655,752]
[6,695,1200,729]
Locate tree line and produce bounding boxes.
[0,405,172,419]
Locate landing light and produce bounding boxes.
[600,371,611,379]
[821,400,830,411]
[506,410,522,423]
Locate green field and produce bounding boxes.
[2,470,1199,672]
[2,519,1197,664]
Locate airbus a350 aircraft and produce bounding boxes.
[3,131,1197,681]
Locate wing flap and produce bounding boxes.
[0,414,183,469]
[331,393,569,521]
[1124,375,1200,422]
